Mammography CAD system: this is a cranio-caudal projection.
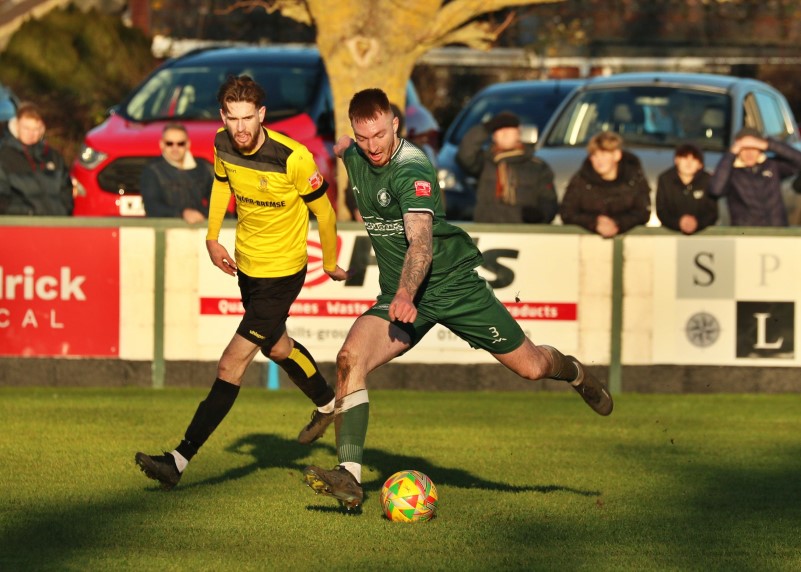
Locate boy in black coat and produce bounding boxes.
[656,143,718,234]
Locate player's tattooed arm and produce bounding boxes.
[400,212,433,296]
[389,212,433,323]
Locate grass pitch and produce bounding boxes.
[1,387,799,571]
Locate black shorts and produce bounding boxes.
[236,267,306,348]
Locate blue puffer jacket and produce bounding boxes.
[0,128,73,216]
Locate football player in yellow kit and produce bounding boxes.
[136,75,348,490]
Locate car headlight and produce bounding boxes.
[437,168,463,193]
[78,145,108,170]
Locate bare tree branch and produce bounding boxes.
[214,0,312,25]
[427,0,560,46]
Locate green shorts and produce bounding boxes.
[364,269,525,354]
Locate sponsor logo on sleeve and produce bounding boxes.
[414,180,432,197]
[308,170,324,190]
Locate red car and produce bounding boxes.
[71,45,438,216]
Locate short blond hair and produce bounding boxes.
[587,131,623,154]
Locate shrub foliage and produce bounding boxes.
[0,5,155,162]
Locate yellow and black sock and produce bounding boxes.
[270,340,335,407]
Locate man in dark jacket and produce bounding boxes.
[0,102,73,216]
[656,143,718,234]
[140,122,213,223]
[560,131,650,237]
[708,127,801,226]
[457,111,557,223]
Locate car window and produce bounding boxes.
[753,91,789,138]
[124,62,323,122]
[544,85,731,151]
[448,86,574,144]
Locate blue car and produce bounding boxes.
[0,84,18,123]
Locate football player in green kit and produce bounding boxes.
[303,88,612,511]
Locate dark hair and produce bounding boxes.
[217,75,265,112]
[674,143,704,164]
[389,102,405,135]
[348,88,392,123]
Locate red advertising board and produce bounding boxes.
[0,227,120,357]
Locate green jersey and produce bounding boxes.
[343,138,483,298]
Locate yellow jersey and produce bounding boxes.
[206,127,337,278]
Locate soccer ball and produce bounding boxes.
[380,470,438,522]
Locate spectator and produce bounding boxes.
[656,143,718,234]
[457,111,557,223]
[559,131,650,238]
[0,102,72,215]
[708,127,801,226]
[140,122,213,223]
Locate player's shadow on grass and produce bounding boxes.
[181,432,599,499]
[179,432,314,489]
[361,446,600,498]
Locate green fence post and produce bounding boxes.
[152,228,166,389]
[608,236,624,395]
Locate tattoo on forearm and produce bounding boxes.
[399,213,433,297]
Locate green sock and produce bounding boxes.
[337,389,369,465]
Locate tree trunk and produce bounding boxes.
[306,1,439,218]
[297,0,560,218]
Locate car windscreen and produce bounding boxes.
[448,86,575,144]
[123,62,324,122]
[543,85,731,152]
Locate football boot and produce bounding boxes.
[297,409,335,444]
[303,465,363,510]
[135,451,182,490]
[568,357,613,416]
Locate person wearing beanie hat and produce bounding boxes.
[456,110,557,223]
[708,126,801,226]
[486,111,520,132]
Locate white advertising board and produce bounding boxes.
[197,228,581,363]
[651,235,801,366]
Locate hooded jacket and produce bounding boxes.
[559,150,651,234]
[708,138,801,226]
[0,124,73,216]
